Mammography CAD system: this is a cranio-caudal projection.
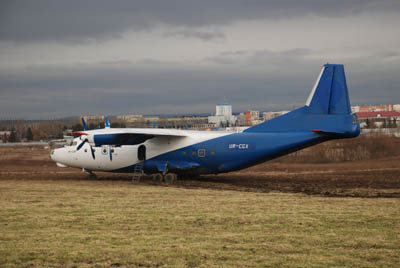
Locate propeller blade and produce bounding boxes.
[76,139,87,151]
[109,147,112,161]
[81,117,88,131]
[90,146,96,159]
[105,116,110,128]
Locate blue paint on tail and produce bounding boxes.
[307,64,351,114]
[245,64,359,137]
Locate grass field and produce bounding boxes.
[1,179,399,268]
[0,145,399,267]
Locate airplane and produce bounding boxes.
[50,64,360,181]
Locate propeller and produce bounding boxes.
[74,116,117,161]
[76,136,96,159]
[81,117,88,131]
[105,116,110,129]
[76,137,87,150]
[90,146,96,159]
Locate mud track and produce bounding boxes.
[1,146,399,198]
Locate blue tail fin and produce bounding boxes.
[306,64,351,114]
[245,64,359,137]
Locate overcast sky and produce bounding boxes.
[1,0,399,119]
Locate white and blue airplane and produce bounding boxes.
[51,64,360,181]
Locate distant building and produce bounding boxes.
[262,111,290,121]
[352,104,400,113]
[357,111,400,119]
[143,117,160,122]
[357,111,400,128]
[245,110,260,125]
[116,114,143,121]
[82,115,104,121]
[236,113,246,126]
[208,103,237,127]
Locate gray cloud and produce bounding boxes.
[0,58,310,118]
[1,47,399,119]
[1,1,399,119]
[206,49,313,65]
[164,29,225,41]
[1,0,399,42]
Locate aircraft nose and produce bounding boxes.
[50,148,70,167]
[50,148,62,162]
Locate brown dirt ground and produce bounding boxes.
[0,146,399,198]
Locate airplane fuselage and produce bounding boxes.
[51,129,330,175]
[50,64,361,179]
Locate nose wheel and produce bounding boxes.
[88,173,97,180]
[83,168,97,180]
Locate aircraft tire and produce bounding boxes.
[164,173,177,183]
[152,173,164,182]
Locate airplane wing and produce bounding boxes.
[72,128,188,146]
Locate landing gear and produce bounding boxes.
[164,173,177,183]
[88,172,97,180]
[152,173,164,182]
[151,173,178,182]
[83,168,97,180]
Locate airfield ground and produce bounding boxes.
[0,146,399,267]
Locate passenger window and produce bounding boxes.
[197,149,206,157]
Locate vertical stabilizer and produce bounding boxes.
[244,63,359,135]
[306,64,351,114]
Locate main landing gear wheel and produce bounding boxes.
[164,173,177,183]
[152,173,164,182]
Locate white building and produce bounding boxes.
[216,104,232,117]
[208,103,237,127]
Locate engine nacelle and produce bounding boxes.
[74,131,153,147]
[90,134,120,146]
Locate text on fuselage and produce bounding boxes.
[229,144,249,149]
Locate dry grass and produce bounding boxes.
[276,133,400,163]
[1,137,400,267]
[0,179,399,268]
